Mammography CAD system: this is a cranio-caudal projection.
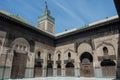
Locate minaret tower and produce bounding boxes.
[37,2,55,34]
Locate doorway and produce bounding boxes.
[66,62,74,76]
[11,51,27,79]
[101,59,116,77]
[47,63,53,76]
[80,52,94,77]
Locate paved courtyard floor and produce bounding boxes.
[9,77,114,80]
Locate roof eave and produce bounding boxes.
[0,12,56,39]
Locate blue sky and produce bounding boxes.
[0,0,117,33]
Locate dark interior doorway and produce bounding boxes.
[47,63,53,76]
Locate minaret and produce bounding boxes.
[37,2,55,34]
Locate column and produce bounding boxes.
[94,67,102,78]
[53,68,57,77]
[25,52,34,78]
[61,63,65,77]
[61,68,65,77]
[74,62,80,77]
[94,61,102,78]
[42,67,47,77]
[42,50,47,77]
[2,49,11,79]
[116,42,120,79]
[53,58,57,76]
[25,67,34,78]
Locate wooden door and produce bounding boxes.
[102,66,116,77]
[57,68,61,76]
[34,67,42,77]
[80,64,94,77]
[47,68,53,76]
[66,68,74,76]
[80,58,94,77]
[47,63,53,76]
[11,53,27,79]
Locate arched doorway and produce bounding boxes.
[66,62,74,76]
[10,38,30,79]
[47,63,53,76]
[57,63,61,76]
[80,52,94,77]
[34,51,42,77]
[101,59,116,77]
[34,62,42,77]
[11,51,27,79]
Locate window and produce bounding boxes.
[68,52,71,58]
[38,51,41,58]
[103,47,108,55]
[49,54,51,60]
[58,54,60,60]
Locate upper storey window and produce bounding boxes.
[58,54,60,60]
[48,54,51,60]
[68,52,71,58]
[103,47,108,55]
[38,51,41,58]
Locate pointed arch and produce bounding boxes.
[96,42,115,54]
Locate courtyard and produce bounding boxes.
[9,77,113,80]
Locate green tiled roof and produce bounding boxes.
[38,3,55,23]
[56,15,119,38]
[0,10,32,26]
[0,10,55,38]
[0,10,119,39]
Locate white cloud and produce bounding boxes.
[51,0,86,25]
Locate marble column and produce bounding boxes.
[94,67,102,78]
[61,68,65,77]
[42,68,47,77]
[25,67,34,78]
[53,68,57,77]
[42,50,47,77]
[53,54,57,77]
[74,62,80,77]
[74,68,80,77]
[2,66,10,79]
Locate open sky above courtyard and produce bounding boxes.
[0,0,118,33]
